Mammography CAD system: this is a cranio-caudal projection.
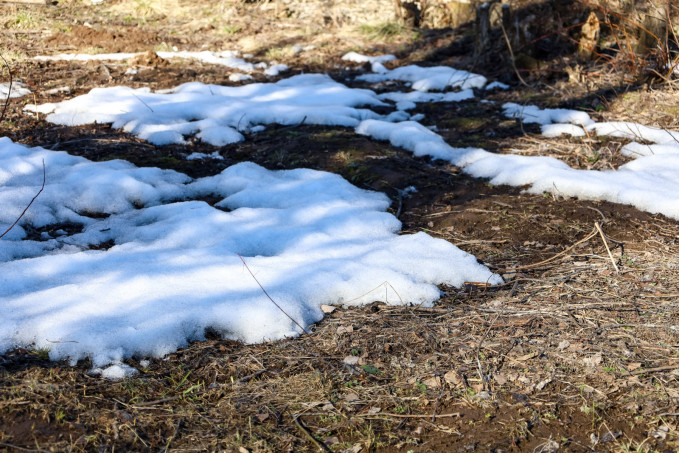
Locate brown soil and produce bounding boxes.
[1,1,678,452]
[45,24,177,53]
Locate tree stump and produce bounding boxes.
[475,1,491,56]
[393,0,421,27]
[636,0,668,55]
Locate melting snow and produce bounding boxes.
[341,52,397,64]
[0,81,32,99]
[26,74,387,146]
[0,138,501,369]
[8,58,679,374]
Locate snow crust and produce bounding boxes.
[26,74,386,146]
[378,89,475,111]
[26,69,679,222]
[503,103,595,126]
[341,52,397,64]
[1,81,31,99]
[357,115,679,220]
[0,138,501,368]
[356,65,487,91]
[11,61,679,372]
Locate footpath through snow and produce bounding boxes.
[3,52,679,375]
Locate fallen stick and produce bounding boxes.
[595,221,619,273]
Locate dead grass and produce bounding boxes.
[1,1,679,451]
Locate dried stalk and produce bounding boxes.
[595,221,619,273]
[0,160,46,239]
[238,254,309,335]
[0,52,12,125]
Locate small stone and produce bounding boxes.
[343,356,360,366]
[320,304,336,314]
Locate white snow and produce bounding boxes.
[357,65,487,91]
[341,52,397,64]
[0,138,501,369]
[621,142,679,158]
[0,81,32,99]
[378,89,475,111]
[26,74,386,146]
[9,60,679,372]
[541,123,586,138]
[228,73,253,83]
[92,363,139,380]
[485,81,510,90]
[357,116,679,220]
[34,50,289,76]
[186,151,224,160]
[503,102,595,126]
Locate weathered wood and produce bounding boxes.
[0,0,51,4]
[636,0,669,55]
[578,11,601,59]
[475,1,491,56]
[393,0,421,27]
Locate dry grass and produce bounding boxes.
[1,0,678,451]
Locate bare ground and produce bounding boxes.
[1,1,678,452]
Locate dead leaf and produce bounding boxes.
[557,340,571,350]
[321,304,336,314]
[444,370,462,386]
[582,353,603,368]
[340,444,363,453]
[337,325,354,334]
[516,352,538,361]
[255,413,269,422]
[365,407,381,415]
[321,402,335,411]
[344,392,360,402]
[422,376,441,388]
[626,362,642,371]
[493,373,507,386]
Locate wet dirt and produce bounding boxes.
[1,3,678,452]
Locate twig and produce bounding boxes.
[364,412,461,419]
[0,52,12,125]
[342,281,403,305]
[499,18,529,87]
[132,93,154,112]
[238,254,309,335]
[0,160,46,239]
[630,365,679,376]
[293,414,331,452]
[237,369,267,383]
[595,221,619,273]
[495,226,598,272]
[0,442,48,453]
[431,388,446,422]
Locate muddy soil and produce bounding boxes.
[1,1,678,452]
